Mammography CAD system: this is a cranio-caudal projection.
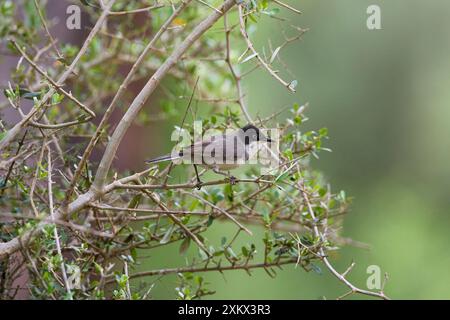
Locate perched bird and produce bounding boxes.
[146,124,273,187]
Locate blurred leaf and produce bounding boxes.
[224,184,234,203]
[207,215,214,227]
[0,131,7,141]
[262,8,280,17]
[288,80,298,91]
[199,249,209,260]
[240,52,258,64]
[179,238,191,255]
[269,46,281,64]
[160,225,175,244]
[310,263,322,275]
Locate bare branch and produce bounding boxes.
[46,146,72,298]
[273,0,302,15]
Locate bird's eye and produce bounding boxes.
[253,134,257,140]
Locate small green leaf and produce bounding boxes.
[262,7,280,17]
[310,263,322,275]
[241,246,249,257]
[0,131,7,142]
[159,225,175,244]
[269,46,281,64]
[319,127,328,137]
[130,248,138,261]
[179,238,191,255]
[80,0,98,7]
[226,247,238,260]
[240,52,258,64]
[207,215,214,227]
[224,184,234,203]
[199,249,209,260]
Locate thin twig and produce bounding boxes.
[273,0,302,15]
[30,138,48,217]
[237,5,296,93]
[107,258,298,284]
[46,146,72,298]
[224,13,252,123]
[33,0,62,57]
[108,4,165,16]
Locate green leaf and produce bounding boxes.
[3,88,40,100]
[226,247,238,260]
[128,194,142,209]
[179,238,191,255]
[262,8,280,17]
[130,248,138,261]
[283,148,293,161]
[24,0,39,29]
[310,263,322,275]
[159,225,175,244]
[3,88,15,99]
[189,199,199,211]
[269,46,281,64]
[80,0,98,7]
[240,52,258,64]
[51,92,64,104]
[0,1,14,16]
[199,249,209,260]
[319,127,328,137]
[0,131,7,142]
[262,208,271,224]
[224,184,234,203]
[207,215,214,227]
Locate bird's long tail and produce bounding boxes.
[145,154,173,164]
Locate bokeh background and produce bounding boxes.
[2,0,450,299]
[224,0,450,299]
[136,0,450,299]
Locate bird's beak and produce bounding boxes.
[264,137,273,143]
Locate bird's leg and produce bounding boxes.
[193,164,202,189]
[228,172,237,185]
[212,168,237,185]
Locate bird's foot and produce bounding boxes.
[195,180,203,190]
[229,175,237,185]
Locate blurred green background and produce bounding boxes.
[137,0,450,299]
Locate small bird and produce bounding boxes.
[146,124,273,187]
